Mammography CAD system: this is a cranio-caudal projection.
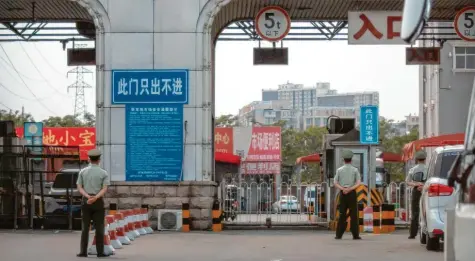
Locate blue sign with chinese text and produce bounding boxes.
[359,105,379,145]
[125,104,184,181]
[112,69,189,104]
[24,122,43,153]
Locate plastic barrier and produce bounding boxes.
[114,213,131,245]
[123,210,138,240]
[107,215,122,249]
[88,217,115,256]
[134,208,147,235]
[212,200,222,232]
[140,207,153,234]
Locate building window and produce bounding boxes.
[454,46,475,70]
[315,118,321,127]
[306,118,313,126]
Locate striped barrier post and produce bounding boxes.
[182,203,190,232]
[109,203,118,215]
[372,205,381,234]
[358,203,364,233]
[370,188,384,206]
[381,203,395,233]
[212,200,222,232]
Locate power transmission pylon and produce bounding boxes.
[67,66,92,121]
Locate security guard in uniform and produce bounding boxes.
[406,150,427,239]
[334,150,362,240]
[76,149,111,258]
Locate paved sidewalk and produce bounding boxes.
[0,230,442,261]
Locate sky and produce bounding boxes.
[0,35,418,122]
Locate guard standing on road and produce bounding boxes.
[406,150,427,239]
[334,150,362,240]
[76,149,111,258]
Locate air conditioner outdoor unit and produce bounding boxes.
[156,209,183,231]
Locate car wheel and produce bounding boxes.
[426,235,439,251]
[419,229,427,244]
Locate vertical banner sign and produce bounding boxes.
[24,122,44,154]
[359,105,379,145]
[125,104,184,181]
[114,69,189,182]
[454,6,475,42]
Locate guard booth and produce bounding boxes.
[321,128,379,222]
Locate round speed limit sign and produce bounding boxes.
[255,6,291,42]
[455,6,475,41]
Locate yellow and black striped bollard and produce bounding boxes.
[182,203,190,232]
[212,200,222,232]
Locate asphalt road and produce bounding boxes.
[0,230,441,261]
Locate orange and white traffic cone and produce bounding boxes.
[141,208,153,234]
[107,215,122,249]
[120,211,135,241]
[126,210,140,238]
[134,208,147,235]
[115,213,131,245]
[88,217,115,256]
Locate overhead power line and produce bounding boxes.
[33,43,68,77]
[0,82,49,101]
[0,100,12,110]
[0,44,57,116]
[19,42,71,99]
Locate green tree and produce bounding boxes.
[282,126,328,183]
[43,112,95,127]
[0,109,35,127]
[379,118,419,182]
[215,114,238,127]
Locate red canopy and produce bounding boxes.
[402,133,465,161]
[380,152,403,163]
[296,153,321,164]
[215,152,241,165]
[296,151,404,164]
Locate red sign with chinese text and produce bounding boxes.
[241,162,281,175]
[405,47,441,65]
[15,127,96,160]
[214,127,233,154]
[349,11,404,45]
[246,126,281,162]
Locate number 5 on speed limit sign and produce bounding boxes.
[455,6,475,41]
[255,6,291,42]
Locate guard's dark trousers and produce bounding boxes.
[336,190,359,238]
[79,197,105,255]
[410,188,422,238]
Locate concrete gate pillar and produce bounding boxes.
[88,0,220,230]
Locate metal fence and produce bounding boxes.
[218,176,414,227]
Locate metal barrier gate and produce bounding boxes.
[219,174,332,226]
[219,176,414,227]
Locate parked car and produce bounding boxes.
[418,145,462,251]
[272,195,300,213]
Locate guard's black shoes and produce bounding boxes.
[408,236,416,239]
[335,236,342,240]
[353,237,362,240]
[97,253,111,258]
[76,253,87,258]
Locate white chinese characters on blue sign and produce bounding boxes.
[359,105,379,145]
[112,69,188,104]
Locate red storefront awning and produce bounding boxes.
[402,133,465,161]
[215,152,241,165]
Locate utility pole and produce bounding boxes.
[67,66,92,122]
